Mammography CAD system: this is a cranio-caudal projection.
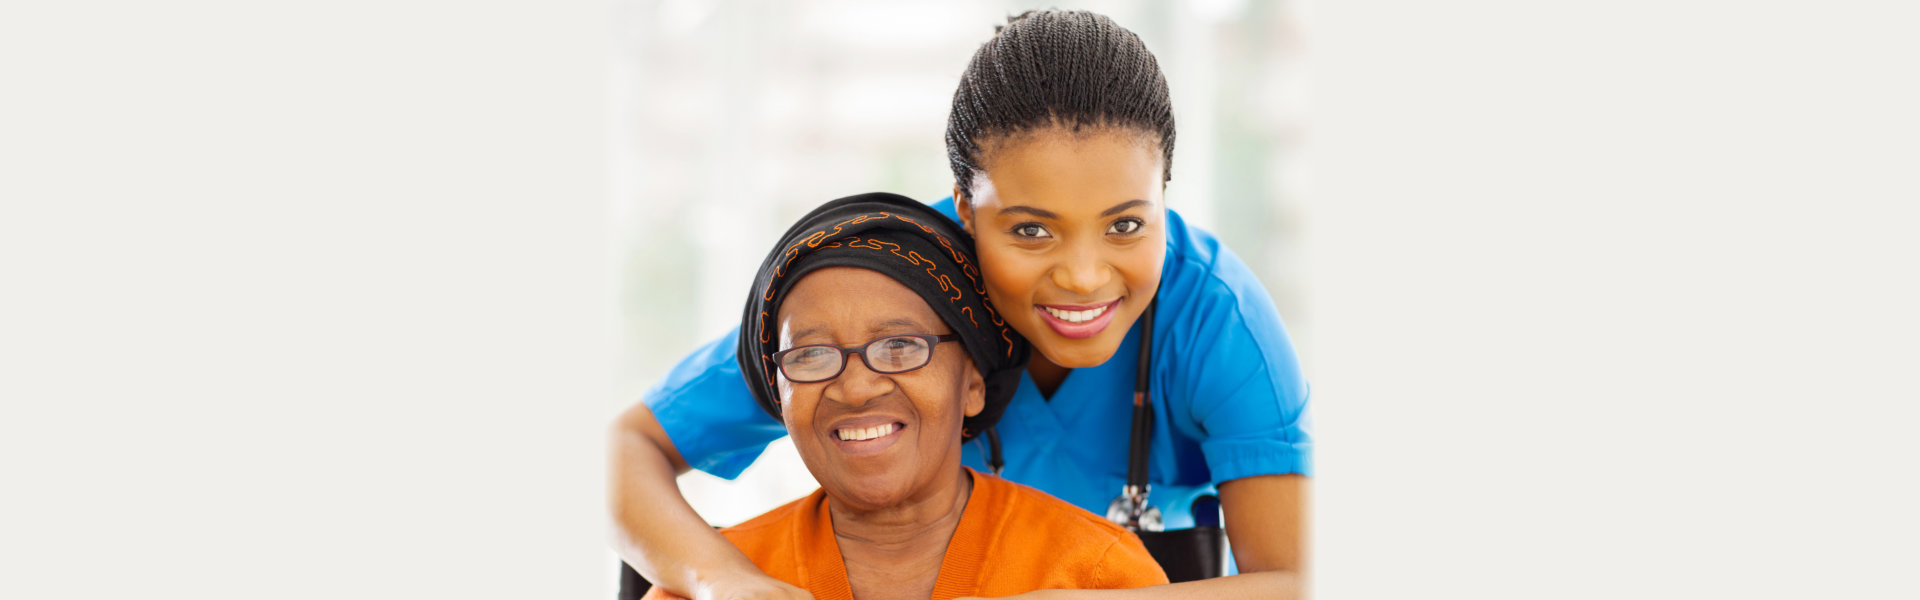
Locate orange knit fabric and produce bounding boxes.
[644,467,1168,599]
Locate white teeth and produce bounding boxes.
[837,423,898,442]
[1043,304,1109,324]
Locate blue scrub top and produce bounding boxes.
[643,197,1312,529]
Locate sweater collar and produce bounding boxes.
[796,467,1005,599]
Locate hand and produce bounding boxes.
[692,574,815,600]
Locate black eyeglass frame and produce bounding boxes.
[772,333,961,383]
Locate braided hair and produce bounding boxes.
[945,9,1176,198]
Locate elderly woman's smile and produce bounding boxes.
[829,417,903,446]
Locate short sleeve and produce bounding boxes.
[642,325,789,479]
[1159,217,1314,482]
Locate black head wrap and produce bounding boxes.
[739,192,1029,440]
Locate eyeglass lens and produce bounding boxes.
[780,335,933,382]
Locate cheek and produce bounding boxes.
[907,369,972,440]
[977,246,1043,301]
[779,390,817,436]
[1121,240,1166,293]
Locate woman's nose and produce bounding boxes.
[826,353,891,407]
[1050,245,1111,295]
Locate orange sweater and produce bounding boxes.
[645,467,1168,599]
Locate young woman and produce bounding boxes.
[610,10,1310,599]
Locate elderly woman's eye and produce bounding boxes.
[1108,218,1143,235]
[789,347,835,366]
[1011,223,1051,239]
[870,336,929,369]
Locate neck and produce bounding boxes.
[1028,352,1070,399]
[830,468,974,600]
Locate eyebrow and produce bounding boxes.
[996,205,1059,220]
[1101,199,1151,217]
[787,326,827,343]
[787,317,929,345]
[997,199,1151,220]
[867,317,928,337]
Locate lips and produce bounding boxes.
[1034,299,1121,339]
[826,416,908,456]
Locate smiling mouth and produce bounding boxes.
[1042,304,1112,324]
[1033,299,1123,340]
[836,422,903,441]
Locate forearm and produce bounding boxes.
[1150,569,1305,600]
[1130,569,1304,600]
[973,570,1305,600]
[606,409,761,596]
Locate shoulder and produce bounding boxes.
[1156,207,1276,320]
[1152,207,1300,386]
[1149,209,1313,469]
[716,489,819,558]
[982,474,1164,567]
[990,474,1133,539]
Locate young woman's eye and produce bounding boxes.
[1011,223,1052,239]
[1107,218,1144,235]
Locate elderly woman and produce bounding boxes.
[643,193,1167,599]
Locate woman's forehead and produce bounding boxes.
[778,268,941,339]
[975,130,1164,208]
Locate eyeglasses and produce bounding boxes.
[772,333,960,383]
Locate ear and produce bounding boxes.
[961,359,986,418]
[953,185,974,235]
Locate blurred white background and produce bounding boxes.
[610,0,1314,527]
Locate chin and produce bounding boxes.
[1035,335,1126,368]
[828,474,916,511]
